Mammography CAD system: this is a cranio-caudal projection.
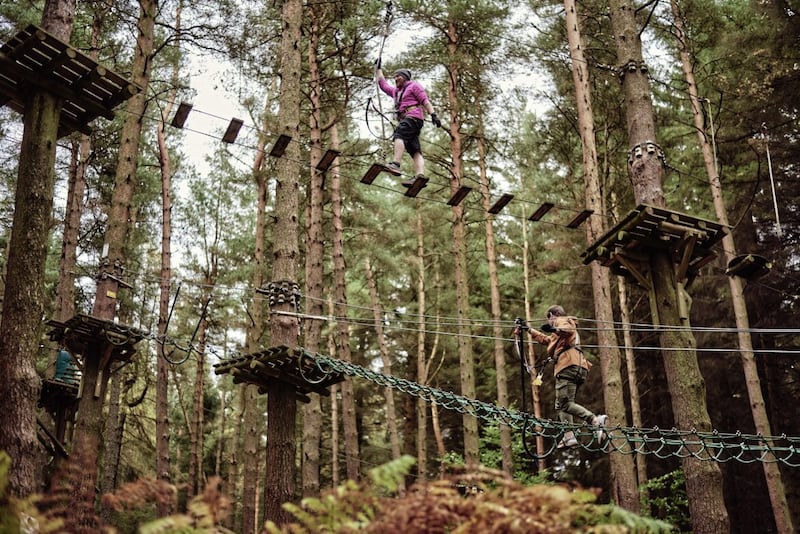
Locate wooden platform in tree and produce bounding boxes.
[213,345,344,403]
[46,314,148,362]
[582,204,729,286]
[0,24,141,137]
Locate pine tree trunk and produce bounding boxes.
[364,258,402,463]
[263,0,302,524]
[521,214,546,471]
[154,14,180,508]
[302,12,325,497]
[564,0,638,511]
[617,275,648,508]
[0,0,75,498]
[56,136,87,323]
[670,3,792,531]
[414,212,429,482]
[330,123,361,482]
[477,126,513,474]
[69,1,156,519]
[446,16,478,465]
[608,2,730,531]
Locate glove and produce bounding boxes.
[431,113,442,128]
[540,323,557,334]
[374,57,381,70]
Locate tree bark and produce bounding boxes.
[564,0,638,511]
[670,2,792,531]
[477,122,513,474]
[608,1,729,531]
[263,0,302,525]
[446,15,479,466]
[302,9,325,497]
[330,123,361,482]
[0,0,75,497]
[364,257,402,463]
[154,6,180,508]
[69,1,156,520]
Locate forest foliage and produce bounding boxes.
[0,0,798,532]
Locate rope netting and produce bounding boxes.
[302,350,800,466]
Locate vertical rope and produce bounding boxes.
[761,125,783,237]
[375,1,393,161]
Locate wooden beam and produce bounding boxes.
[566,209,593,228]
[488,193,514,214]
[404,176,428,197]
[221,118,243,143]
[269,134,291,157]
[447,186,472,206]
[316,148,340,171]
[528,202,554,221]
[170,102,192,128]
[614,254,650,290]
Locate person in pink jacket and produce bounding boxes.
[375,64,441,186]
[528,305,608,448]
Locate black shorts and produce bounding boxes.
[392,117,423,156]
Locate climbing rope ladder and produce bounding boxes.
[289,348,800,466]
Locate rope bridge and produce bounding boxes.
[295,349,800,466]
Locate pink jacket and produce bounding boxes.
[528,316,592,376]
[378,78,428,121]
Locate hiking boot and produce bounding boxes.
[384,161,401,175]
[557,431,579,449]
[592,414,609,443]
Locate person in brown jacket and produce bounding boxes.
[528,305,608,448]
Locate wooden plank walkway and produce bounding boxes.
[0,24,141,136]
[214,346,344,403]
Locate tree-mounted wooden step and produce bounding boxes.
[45,313,148,362]
[582,204,729,287]
[0,24,141,137]
[213,345,344,403]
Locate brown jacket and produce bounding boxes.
[528,315,592,376]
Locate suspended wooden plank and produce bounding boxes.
[221,118,243,143]
[488,193,514,214]
[726,254,771,280]
[361,162,400,184]
[447,186,472,206]
[269,134,292,157]
[170,101,192,128]
[404,176,428,197]
[316,149,340,171]
[566,209,593,228]
[528,202,554,221]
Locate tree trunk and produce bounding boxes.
[617,275,648,509]
[263,0,302,525]
[0,0,75,498]
[330,123,361,482]
[302,10,325,497]
[414,212,428,482]
[670,3,792,531]
[70,1,155,519]
[564,0,638,511]
[446,16,478,465]
[154,6,181,507]
[521,213,546,471]
[477,124,513,474]
[608,2,729,531]
[327,298,340,488]
[364,257,402,463]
